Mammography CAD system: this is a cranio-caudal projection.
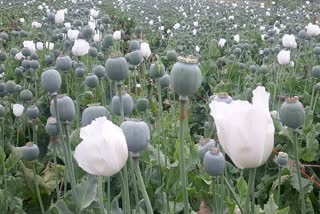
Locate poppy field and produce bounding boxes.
[0,0,319,213]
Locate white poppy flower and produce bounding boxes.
[90,9,99,18]
[277,50,290,65]
[32,21,42,29]
[218,38,226,48]
[67,29,79,41]
[282,34,297,49]
[23,41,36,53]
[140,42,151,58]
[45,42,54,50]
[72,39,90,57]
[234,34,240,43]
[306,23,320,36]
[55,10,65,24]
[113,30,121,40]
[74,117,128,177]
[210,86,274,169]
[13,104,24,117]
[36,42,44,51]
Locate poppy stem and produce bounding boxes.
[244,168,256,214]
[223,176,244,214]
[117,82,131,213]
[277,167,282,208]
[293,131,306,214]
[98,176,105,214]
[33,161,45,214]
[132,157,153,214]
[179,96,189,214]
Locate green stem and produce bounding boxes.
[53,144,60,200]
[277,167,281,208]
[133,157,153,214]
[53,95,79,213]
[293,131,306,214]
[117,82,130,213]
[33,162,45,214]
[244,168,256,214]
[98,176,105,214]
[178,96,189,214]
[129,155,140,206]
[1,120,7,211]
[107,177,111,214]
[223,176,244,214]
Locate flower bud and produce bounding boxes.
[150,61,165,79]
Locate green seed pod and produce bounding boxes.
[50,95,76,122]
[45,55,53,65]
[129,50,143,66]
[84,91,94,100]
[150,61,165,79]
[30,60,40,70]
[311,66,320,79]
[111,92,134,116]
[274,152,288,167]
[93,65,106,79]
[10,48,19,57]
[41,69,62,94]
[22,60,31,69]
[279,97,305,129]
[197,138,217,163]
[88,47,98,57]
[26,105,39,120]
[120,120,150,155]
[21,142,39,161]
[102,34,113,50]
[136,98,149,112]
[259,65,268,75]
[85,73,99,88]
[203,148,225,177]
[166,50,178,61]
[6,80,16,94]
[21,48,31,57]
[45,117,59,137]
[14,67,24,77]
[0,51,7,62]
[313,47,320,56]
[249,65,257,73]
[75,65,85,78]
[170,56,202,97]
[105,52,129,81]
[56,56,72,71]
[81,104,110,127]
[159,74,170,88]
[128,40,140,52]
[82,26,94,39]
[20,89,33,102]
